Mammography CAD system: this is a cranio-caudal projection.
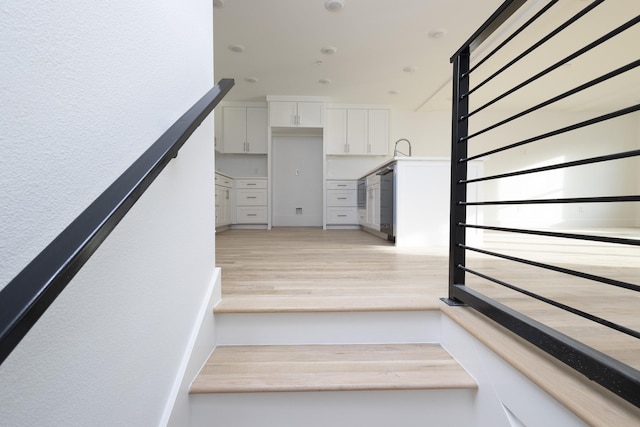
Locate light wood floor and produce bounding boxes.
[215,228,448,312]
[215,227,640,370]
[191,343,476,393]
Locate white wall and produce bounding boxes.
[636,112,640,227]
[386,108,639,229]
[390,110,451,158]
[0,1,216,426]
[216,153,268,177]
[471,110,639,228]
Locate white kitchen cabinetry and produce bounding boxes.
[326,180,358,227]
[357,158,484,247]
[326,109,347,154]
[215,173,233,229]
[269,101,323,128]
[326,107,389,155]
[367,109,389,155]
[235,179,268,224]
[363,174,380,230]
[221,106,268,154]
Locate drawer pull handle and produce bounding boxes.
[337,185,346,187]
[247,214,257,217]
[247,196,257,199]
[338,214,347,217]
[247,183,257,186]
[337,197,347,200]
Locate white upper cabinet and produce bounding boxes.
[346,109,367,154]
[326,109,347,154]
[326,107,389,155]
[246,107,268,153]
[367,109,389,155]
[221,106,267,154]
[269,101,324,128]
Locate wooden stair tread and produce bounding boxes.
[190,344,477,393]
[215,295,442,313]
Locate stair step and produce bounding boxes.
[215,295,442,313]
[190,343,476,394]
[215,310,441,346]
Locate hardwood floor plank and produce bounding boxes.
[215,227,640,371]
[190,344,477,393]
[215,228,448,312]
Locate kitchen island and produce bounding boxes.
[359,157,482,248]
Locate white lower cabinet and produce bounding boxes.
[363,175,380,230]
[215,173,233,228]
[326,180,358,226]
[235,178,268,224]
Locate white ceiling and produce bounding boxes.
[213,0,640,112]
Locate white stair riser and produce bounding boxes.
[190,389,475,427]
[215,311,441,345]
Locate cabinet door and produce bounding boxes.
[367,110,389,155]
[246,107,267,153]
[215,187,224,226]
[269,101,297,127]
[347,109,368,154]
[222,107,248,153]
[372,182,380,227]
[366,186,374,225]
[326,109,347,154]
[297,102,323,127]
[222,187,232,225]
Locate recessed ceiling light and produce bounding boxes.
[228,44,245,53]
[402,65,418,73]
[321,46,337,55]
[388,90,400,95]
[244,77,259,83]
[325,0,344,12]
[213,0,225,8]
[319,78,332,85]
[428,29,447,39]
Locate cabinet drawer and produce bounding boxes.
[236,189,267,205]
[236,206,267,223]
[236,179,267,189]
[327,190,356,206]
[215,174,233,188]
[326,207,358,224]
[327,180,356,190]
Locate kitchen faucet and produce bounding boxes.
[393,138,412,157]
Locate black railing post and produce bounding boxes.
[446,48,470,304]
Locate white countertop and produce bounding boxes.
[359,156,451,179]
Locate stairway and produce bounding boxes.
[187,230,479,426]
[184,229,640,426]
[188,299,477,427]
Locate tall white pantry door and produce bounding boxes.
[272,135,323,226]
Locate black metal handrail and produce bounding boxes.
[0,78,234,365]
[447,0,640,408]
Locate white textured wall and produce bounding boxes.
[387,109,639,228]
[0,1,215,426]
[472,110,639,228]
[637,113,640,227]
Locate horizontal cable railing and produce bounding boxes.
[0,78,234,365]
[448,0,640,408]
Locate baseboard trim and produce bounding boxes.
[162,268,222,427]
